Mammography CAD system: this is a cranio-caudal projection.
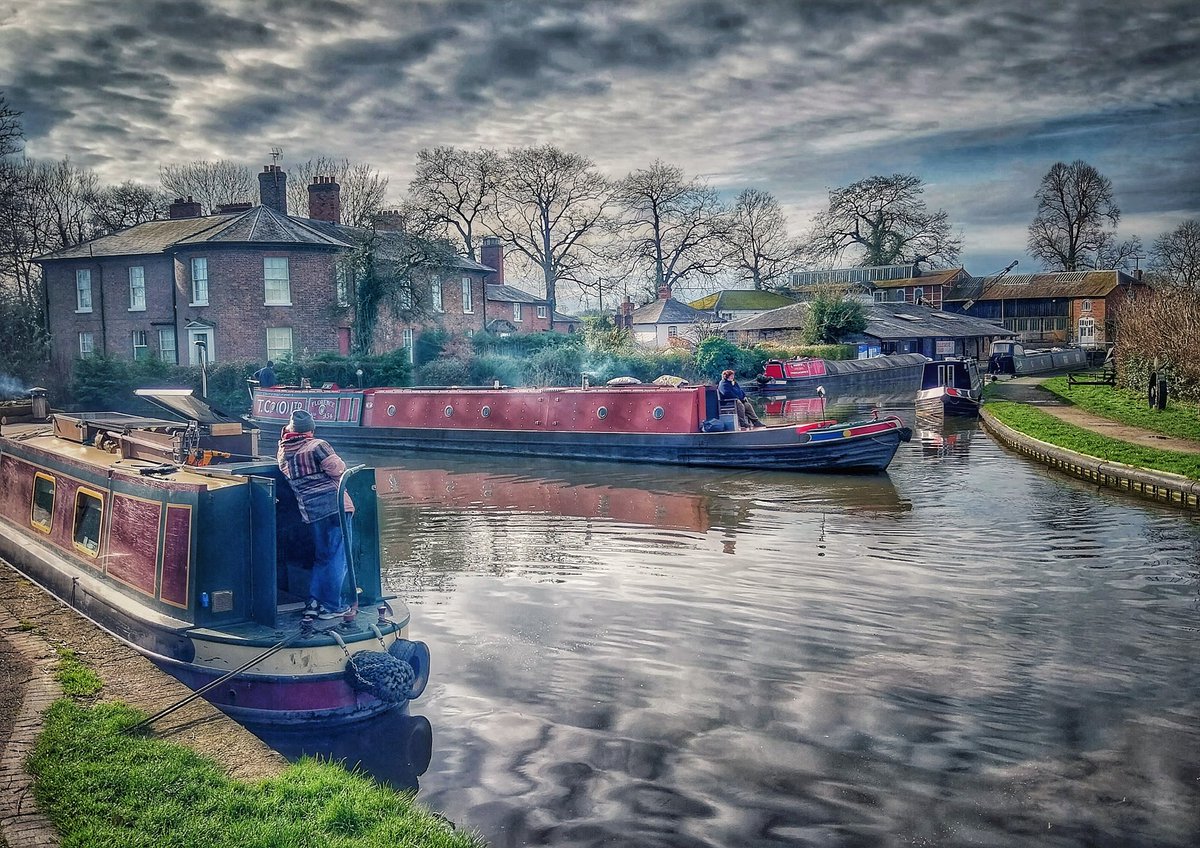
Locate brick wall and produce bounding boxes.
[370,270,488,355]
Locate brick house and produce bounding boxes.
[478,236,580,335]
[944,270,1150,348]
[37,165,576,372]
[623,286,722,348]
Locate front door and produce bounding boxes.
[1078,317,1096,347]
[187,326,215,365]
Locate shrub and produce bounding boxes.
[694,337,744,380]
[469,354,523,387]
[802,290,867,344]
[416,357,472,386]
[473,330,582,357]
[523,345,584,386]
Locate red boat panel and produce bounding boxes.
[161,504,192,608]
[105,493,161,598]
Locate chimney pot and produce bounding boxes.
[258,165,288,215]
[480,236,505,287]
[307,175,341,224]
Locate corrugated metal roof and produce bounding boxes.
[870,268,966,289]
[722,301,1012,340]
[946,270,1140,301]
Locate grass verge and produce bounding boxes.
[30,700,486,848]
[54,647,103,697]
[986,401,1200,480]
[1042,377,1200,442]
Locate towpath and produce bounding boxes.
[0,564,287,847]
[987,375,1200,455]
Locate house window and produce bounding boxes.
[914,287,925,304]
[873,290,885,303]
[78,332,94,358]
[399,285,412,310]
[1081,299,1092,313]
[76,269,92,312]
[432,279,444,312]
[536,305,547,319]
[266,327,293,362]
[335,264,350,307]
[31,473,55,533]
[72,489,104,557]
[513,302,522,322]
[264,257,291,305]
[132,330,149,360]
[129,266,146,311]
[190,258,209,305]
[158,327,177,363]
[461,277,473,313]
[402,328,414,364]
[668,326,678,337]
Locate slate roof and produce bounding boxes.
[688,289,796,311]
[37,214,240,261]
[631,297,718,325]
[485,284,544,305]
[946,270,1141,302]
[283,218,493,272]
[722,301,1012,340]
[174,206,352,247]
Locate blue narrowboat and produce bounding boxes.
[916,358,983,417]
[0,390,429,725]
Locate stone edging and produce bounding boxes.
[980,408,1200,510]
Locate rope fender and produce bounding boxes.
[338,637,431,703]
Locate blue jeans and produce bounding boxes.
[309,513,350,610]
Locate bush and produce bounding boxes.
[416,357,472,386]
[694,338,744,380]
[757,342,857,361]
[523,345,584,386]
[473,330,583,357]
[469,354,523,387]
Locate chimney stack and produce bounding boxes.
[619,296,633,328]
[657,285,672,301]
[168,196,203,219]
[480,236,505,286]
[374,209,404,231]
[258,164,288,215]
[215,201,254,215]
[307,175,341,224]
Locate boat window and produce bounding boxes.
[72,489,104,557]
[31,473,55,533]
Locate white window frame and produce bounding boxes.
[158,327,177,363]
[667,325,678,338]
[266,327,293,362]
[536,305,547,319]
[513,302,522,322]
[264,257,291,306]
[78,331,94,358]
[461,277,473,313]
[75,269,93,313]
[132,329,149,360]
[190,258,209,306]
[914,286,925,304]
[1081,299,1092,313]
[432,279,444,312]
[128,266,146,311]
[402,328,415,364]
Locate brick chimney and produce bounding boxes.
[215,202,254,215]
[480,236,504,286]
[619,296,634,328]
[168,196,203,219]
[258,164,288,215]
[307,176,341,224]
[374,209,404,231]
[657,285,672,301]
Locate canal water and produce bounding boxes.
[263,407,1200,848]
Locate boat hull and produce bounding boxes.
[916,388,980,418]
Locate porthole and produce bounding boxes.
[386,404,396,417]
[481,406,491,418]
[596,406,608,420]
[652,406,665,420]
[444,405,454,418]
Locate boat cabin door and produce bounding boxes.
[936,362,958,388]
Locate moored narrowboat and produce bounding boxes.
[916,358,983,417]
[249,384,913,474]
[753,353,929,396]
[0,390,430,725]
[986,340,1087,376]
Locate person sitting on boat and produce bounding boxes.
[718,369,765,429]
[277,409,355,619]
[252,360,278,388]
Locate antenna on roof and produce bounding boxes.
[269,147,283,167]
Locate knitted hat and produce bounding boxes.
[288,409,315,433]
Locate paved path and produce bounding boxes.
[988,376,1200,455]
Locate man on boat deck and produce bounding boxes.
[253,360,278,388]
[277,409,354,619]
[718,369,765,429]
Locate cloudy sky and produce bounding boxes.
[2,0,1198,286]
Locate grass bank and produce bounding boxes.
[985,401,1200,480]
[30,658,484,848]
[1041,376,1200,442]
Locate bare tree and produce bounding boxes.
[88,181,169,233]
[806,174,961,269]
[1027,160,1126,271]
[617,161,730,302]
[286,155,390,227]
[726,188,800,290]
[1150,220,1200,289]
[159,160,256,214]
[492,145,614,332]
[407,147,502,261]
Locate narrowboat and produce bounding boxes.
[986,340,1087,376]
[0,389,430,726]
[916,358,983,417]
[249,384,913,474]
[753,353,929,396]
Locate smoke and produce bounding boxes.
[0,374,30,401]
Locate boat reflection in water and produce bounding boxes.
[254,711,434,794]
[916,415,978,459]
[368,453,912,537]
